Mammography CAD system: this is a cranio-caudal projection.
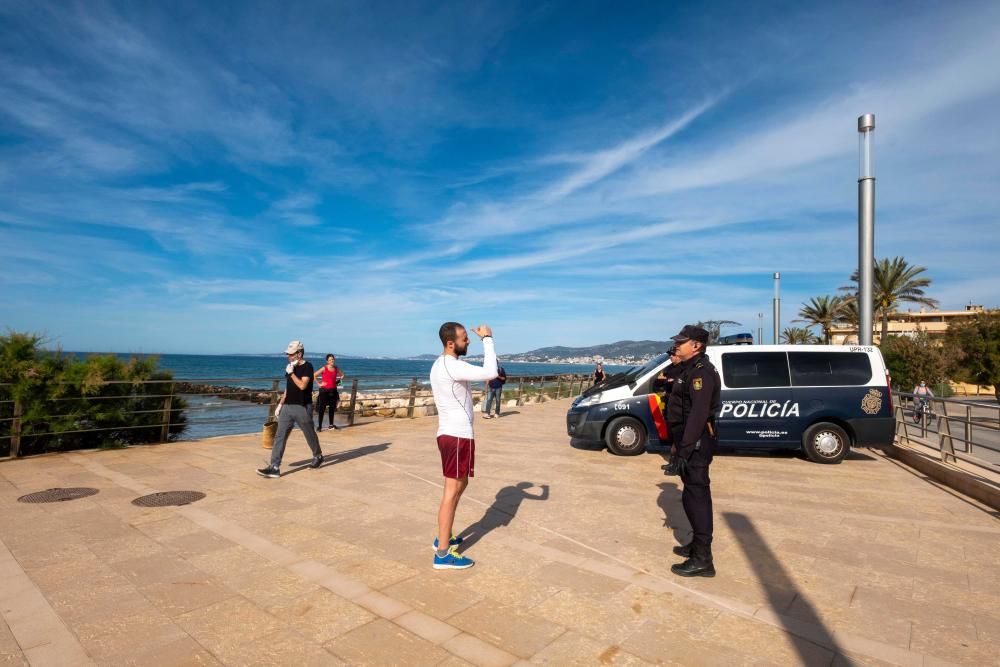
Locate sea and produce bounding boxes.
[70,353,631,441]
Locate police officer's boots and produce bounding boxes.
[661,453,680,476]
[670,544,715,578]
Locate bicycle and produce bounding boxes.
[912,398,935,424]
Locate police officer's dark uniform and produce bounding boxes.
[659,348,684,476]
[665,325,721,577]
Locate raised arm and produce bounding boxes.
[442,337,498,382]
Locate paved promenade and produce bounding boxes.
[1,399,998,666]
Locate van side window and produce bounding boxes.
[788,352,872,386]
[721,352,790,388]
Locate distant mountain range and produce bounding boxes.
[507,339,669,363]
[412,339,670,364]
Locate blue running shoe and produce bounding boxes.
[431,535,464,552]
[433,548,474,570]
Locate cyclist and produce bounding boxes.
[912,380,934,423]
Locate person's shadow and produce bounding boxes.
[456,482,549,553]
[656,481,689,546]
[286,442,391,475]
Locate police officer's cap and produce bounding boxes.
[670,325,710,344]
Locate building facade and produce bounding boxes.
[829,304,988,345]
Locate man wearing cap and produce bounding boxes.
[257,340,324,478]
[665,325,721,577]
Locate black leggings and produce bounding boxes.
[316,389,339,428]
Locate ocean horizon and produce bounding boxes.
[61,352,630,441]
[64,352,627,385]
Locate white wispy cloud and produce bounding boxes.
[536,98,719,204]
[620,26,1000,200]
[2,1,997,355]
[431,99,721,240]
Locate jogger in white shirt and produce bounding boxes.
[429,322,497,569]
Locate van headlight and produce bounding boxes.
[575,393,602,408]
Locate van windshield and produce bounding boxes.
[625,353,670,381]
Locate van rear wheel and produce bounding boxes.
[606,416,646,456]
[803,422,849,464]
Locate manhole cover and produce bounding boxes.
[18,488,99,504]
[131,491,206,507]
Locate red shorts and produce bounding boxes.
[437,434,475,479]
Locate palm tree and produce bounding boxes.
[840,298,860,329]
[782,327,819,344]
[794,295,847,344]
[844,256,938,342]
[837,298,864,342]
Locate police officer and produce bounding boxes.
[665,325,721,577]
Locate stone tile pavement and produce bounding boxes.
[1,399,998,666]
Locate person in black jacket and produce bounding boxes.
[665,325,721,577]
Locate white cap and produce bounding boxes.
[284,340,304,354]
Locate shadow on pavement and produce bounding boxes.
[286,442,391,475]
[713,448,878,463]
[570,437,604,451]
[723,512,845,664]
[457,482,549,553]
[656,481,688,545]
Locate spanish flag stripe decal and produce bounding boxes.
[647,394,668,440]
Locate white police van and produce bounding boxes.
[566,345,895,464]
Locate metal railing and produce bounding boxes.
[1,373,592,458]
[892,391,1000,472]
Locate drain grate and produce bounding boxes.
[18,488,99,504]
[131,491,205,507]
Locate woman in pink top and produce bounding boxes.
[314,354,345,431]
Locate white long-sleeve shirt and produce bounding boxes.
[430,337,497,438]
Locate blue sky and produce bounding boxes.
[1,1,998,356]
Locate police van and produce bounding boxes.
[566,345,895,464]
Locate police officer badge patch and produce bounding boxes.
[861,389,882,415]
[693,378,703,391]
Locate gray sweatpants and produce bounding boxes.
[270,404,323,468]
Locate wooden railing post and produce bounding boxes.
[347,378,359,426]
[516,377,525,406]
[11,399,22,458]
[407,378,418,418]
[267,380,280,421]
[160,383,174,442]
[556,376,565,399]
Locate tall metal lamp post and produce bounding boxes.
[858,114,875,345]
[772,272,781,344]
[757,312,763,345]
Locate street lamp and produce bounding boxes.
[773,272,781,344]
[858,113,875,345]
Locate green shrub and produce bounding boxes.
[0,332,187,457]
[879,331,949,394]
[947,311,1000,403]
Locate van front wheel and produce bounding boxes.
[803,422,849,464]
[606,416,646,456]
